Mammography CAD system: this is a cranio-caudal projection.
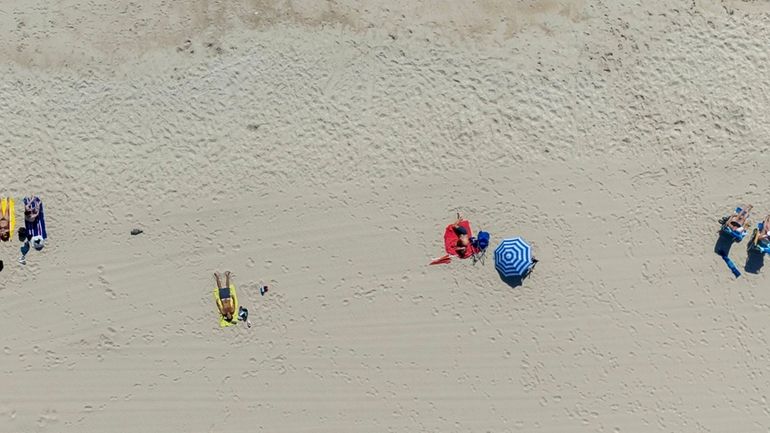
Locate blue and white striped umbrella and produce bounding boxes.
[494,237,533,277]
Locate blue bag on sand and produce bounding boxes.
[474,231,490,251]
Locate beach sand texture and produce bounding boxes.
[3,0,770,431]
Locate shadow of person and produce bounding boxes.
[714,230,736,257]
[745,248,764,274]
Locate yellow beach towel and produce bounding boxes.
[213,283,239,327]
[0,198,14,232]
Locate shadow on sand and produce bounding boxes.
[713,231,736,257]
[498,261,538,288]
[714,230,742,278]
[745,248,764,274]
[498,273,525,288]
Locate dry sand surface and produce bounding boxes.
[3,0,770,431]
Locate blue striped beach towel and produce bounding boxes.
[23,196,47,240]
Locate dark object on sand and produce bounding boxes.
[238,306,251,328]
[17,227,29,242]
[0,260,3,272]
[130,229,143,235]
[717,250,741,278]
[260,285,268,296]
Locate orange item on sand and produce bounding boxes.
[429,255,452,265]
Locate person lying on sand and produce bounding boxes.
[759,215,770,242]
[722,205,752,234]
[452,213,472,258]
[24,196,41,223]
[214,271,236,322]
[0,201,10,242]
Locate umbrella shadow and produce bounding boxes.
[497,261,537,288]
[498,272,525,288]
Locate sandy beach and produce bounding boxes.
[3,0,770,431]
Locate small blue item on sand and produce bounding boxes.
[718,250,741,278]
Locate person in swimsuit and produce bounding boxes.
[722,205,752,236]
[24,196,41,224]
[452,213,472,258]
[214,271,235,322]
[751,215,770,254]
[0,200,10,242]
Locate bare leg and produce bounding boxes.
[214,272,222,289]
[225,271,231,288]
[760,216,770,241]
[738,205,753,224]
